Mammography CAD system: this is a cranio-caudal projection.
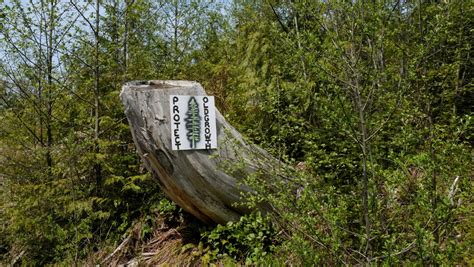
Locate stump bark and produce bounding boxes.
[120,80,279,224]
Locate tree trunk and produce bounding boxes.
[121,80,279,224]
[94,0,102,193]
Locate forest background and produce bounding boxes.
[0,0,472,265]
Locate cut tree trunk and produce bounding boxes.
[120,80,280,224]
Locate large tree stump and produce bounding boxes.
[120,80,279,224]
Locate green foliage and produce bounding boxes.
[217,0,473,265]
[201,213,275,264]
[0,0,472,265]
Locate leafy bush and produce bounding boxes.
[201,212,276,264]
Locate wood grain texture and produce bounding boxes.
[120,80,279,224]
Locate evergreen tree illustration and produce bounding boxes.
[185,97,201,148]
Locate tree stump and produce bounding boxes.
[120,80,279,224]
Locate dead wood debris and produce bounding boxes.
[101,216,200,266]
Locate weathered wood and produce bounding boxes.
[120,80,279,224]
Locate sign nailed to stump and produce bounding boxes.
[170,95,217,150]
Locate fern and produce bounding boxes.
[185,97,201,148]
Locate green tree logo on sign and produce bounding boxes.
[185,97,201,148]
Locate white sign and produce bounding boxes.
[170,95,217,150]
